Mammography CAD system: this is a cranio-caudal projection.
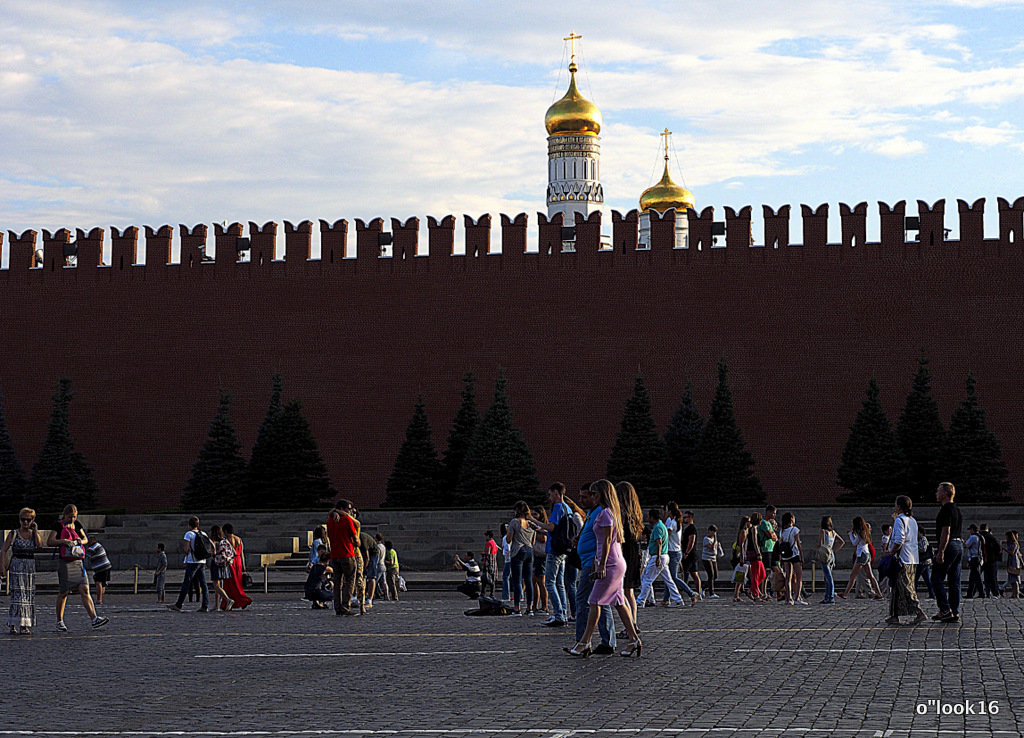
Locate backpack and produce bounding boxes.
[59,523,86,562]
[777,534,794,559]
[190,530,214,561]
[214,539,234,567]
[550,504,580,556]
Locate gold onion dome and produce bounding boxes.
[545,62,602,136]
[639,160,696,213]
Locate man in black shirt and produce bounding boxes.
[931,482,964,623]
[979,523,1002,597]
[681,511,702,599]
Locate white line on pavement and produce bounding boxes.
[1,728,1021,736]
[734,646,1024,653]
[195,650,518,658]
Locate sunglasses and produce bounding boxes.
[21,518,34,523]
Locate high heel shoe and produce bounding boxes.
[620,639,643,658]
[563,641,592,658]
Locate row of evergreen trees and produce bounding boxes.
[181,374,333,510]
[838,355,1010,503]
[0,375,334,513]
[0,378,99,512]
[384,361,765,507]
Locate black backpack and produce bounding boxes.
[550,504,581,556]
[191,530,214,561]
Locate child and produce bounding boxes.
[480,532,499,598]
[86,539,113,606]
[154,543,168,603]
[304,545,333,608]
[385,540,400,601]
[701,525,723,599]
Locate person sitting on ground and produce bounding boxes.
[304,546,334,608]
[454,552,482,599]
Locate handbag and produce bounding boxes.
[877,552,902,581]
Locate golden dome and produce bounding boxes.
[639,160,695,213]
[545,62,602,136]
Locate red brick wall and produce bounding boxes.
[2,197,1023,511]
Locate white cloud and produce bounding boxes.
[0,0,1022,234]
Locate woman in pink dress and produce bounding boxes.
[566,479,642,658]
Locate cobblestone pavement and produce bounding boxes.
[2,590,1022,737]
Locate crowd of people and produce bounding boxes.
[473,480,1023,657]
[4,484,1021,640]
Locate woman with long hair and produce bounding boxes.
[614,481,644,628]
[531,506,549,615]
[505,501,536,616]
[839,517,883,600]
[778,512,807,605]
[221,523,253,610]
[732,516,751,602]
[817,516,844,604]
[663,501,688,605]
[208,525,234,611]
[565,480,642,657]
[1,507,42,634]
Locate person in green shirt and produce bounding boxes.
[637,508,693,607]
[384,541,401,602]
[759,505,780,596]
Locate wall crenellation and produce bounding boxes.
[3,197,1024,283]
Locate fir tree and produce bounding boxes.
[385,396,443,507]
[0,384,27,510]
[942,374,1010,502]
[29,378,98,512]
[895,352,946,503]
[247,373,285,508]
[456,371,539,507]
[837,378,907,503]
[440,372,479,505]
[182,391,248,511]
[692,361,763,505]
[663,380,704,501]
[255,400,333,509]
[606,375,672,501]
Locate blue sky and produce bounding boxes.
[1,0,1023,254]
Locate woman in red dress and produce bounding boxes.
[220,523,252,609]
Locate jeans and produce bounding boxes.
[916,562,935,597]
[509,547,533,612]
[564,561,579,617]
[175,562,209,609]
[932,540,964,615]
[639,553,684,604]
[966,557,985,598]
[662,551,690,601]
[544,553,567,621]
[821,558,835,602]
[575,562,615,648]
[502,559,512,600]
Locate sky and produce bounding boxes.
[1,0,1023,257]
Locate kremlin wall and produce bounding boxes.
[3,43,1024,512]
[2,198,1024,512]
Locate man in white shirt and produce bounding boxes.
[168,516,210,612]
[886,496,927,626]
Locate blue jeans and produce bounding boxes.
[544,553,567,621]
[662,551,695,600]
[916,563,935,597]
[175,562,209,609]
[509,547,533,612]
[501,559,512,600]
[821,558,835,602]
[575,562,615,648]
[564,561,579,617]
[932,540,964,615]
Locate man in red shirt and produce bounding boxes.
[327,500,361,616]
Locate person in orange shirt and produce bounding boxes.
[326,500,361,616]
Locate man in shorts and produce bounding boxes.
[680,510,702,599]
[47,504,109,632]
